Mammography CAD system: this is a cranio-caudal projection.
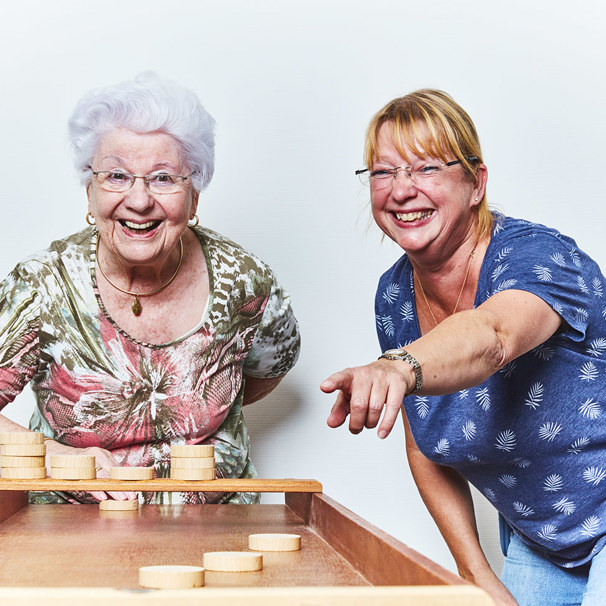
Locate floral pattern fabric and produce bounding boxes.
[375,214,606,567]
[0,226,300,505]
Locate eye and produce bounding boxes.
[149,173,176,186]
[370,169,395,179]
[107,171,131,183]
[416,165,441,176]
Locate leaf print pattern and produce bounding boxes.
[512,458,531,469]
[400,301,414,321]
[458,389,469,399]
[586,338,606,357]
[467,454,484,464]
[499,474,517,488]
[575,307,589,324]
[532,344,555,361]
[550,252,566,267]
[491,263,508,281]
[462,420,476,441]
[583,467,606,486]
[524,382,543,410]
[543,474,563,492]
[434,438,450,456]
[382,282,400,303]
[567,437,590,455]
[483,488,496,501]
[580,516,600,537]
[377,315,395,337]
[539,422,562,442]
[592,278,603,297]
[579,362,598,381]
[414,396,430,419]
[577,276,589,294]
[569,250,581,267]
[495,430,516,452]
[538,524,558,541]
[475,387,491,411]
[499,360,517,378]
[495,245,512,261]
[579,398,601,420]
[513,502,535,517]
[552,497,576,516]
[533,265,553,281]
[494,278,518,293]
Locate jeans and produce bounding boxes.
[500,531,606,605]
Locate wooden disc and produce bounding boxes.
[0,455,46,468]
[248,533,301,552]
[50,467,96,480]
[99,499,139,511]
[139,565,205,589]
[170,467,216,481]
[50,454,96,468]
[170,444,214,458]
[203,551,263,572]
[0,432,45,445]
[109,466,154,481]
[1,466,47,479]
[170,456,215,469]
[1,443,46,457]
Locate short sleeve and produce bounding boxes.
[482,223,605,342]
[0,264,41,409]
[243,276,300,378]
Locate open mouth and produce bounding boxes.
[120,219,161,233]
[394,210,433,223]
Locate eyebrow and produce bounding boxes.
[98,156,180,172]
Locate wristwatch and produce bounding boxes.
[379,348,423,393]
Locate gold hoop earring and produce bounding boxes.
[86,212,96,226]
[188,214,199,227]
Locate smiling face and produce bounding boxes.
[370,122,486,259]
[87,128,198,271]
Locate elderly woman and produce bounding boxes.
[321,90,606,606]
[0,73,300,505]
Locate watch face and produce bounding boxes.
[385,348,403,356]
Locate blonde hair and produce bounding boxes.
[364,89,492,240]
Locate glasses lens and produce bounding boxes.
[147,174,182,194]
[97,171,132,192]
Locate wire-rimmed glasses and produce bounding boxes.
[90,168,191,195]
[356,156,478,188]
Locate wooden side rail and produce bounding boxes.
[0,477,322,493]
[286,492,465,588]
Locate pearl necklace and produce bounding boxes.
[95,237,184,316]
[416,245,477,328]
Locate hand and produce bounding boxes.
[462,567,518,606]
[320,359,412,439]
[45,441,137,502]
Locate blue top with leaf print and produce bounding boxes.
[375,213,606,567]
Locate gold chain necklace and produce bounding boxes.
[95,237,184,316]
[416,245,477,328]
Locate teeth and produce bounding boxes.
[395,210,432,222]
[124,220,157,230]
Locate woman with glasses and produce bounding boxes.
[321,89,606,605]
[0,73,300,505]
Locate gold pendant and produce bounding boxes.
[132,295,142,316]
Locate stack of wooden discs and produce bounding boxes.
[50,454,96,480]
[170,444,216,480]
[109,466,154,481]
[0,432,47,479]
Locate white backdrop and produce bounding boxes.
[1,0,604,574]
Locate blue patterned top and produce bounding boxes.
[375,213,606,567]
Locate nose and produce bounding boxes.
[390,168,417,198]
[124,177,154,210]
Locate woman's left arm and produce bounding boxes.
[322,289,562,438]
[243,376,283,405]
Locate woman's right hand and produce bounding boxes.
[45,440,137,502]
[463,567,518,606]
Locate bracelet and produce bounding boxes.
[378,348,423,393]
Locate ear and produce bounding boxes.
[189,191,200,220]
[471,163,488,207]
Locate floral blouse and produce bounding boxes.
[0,226,300,505]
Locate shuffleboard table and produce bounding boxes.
[0,478,493,604]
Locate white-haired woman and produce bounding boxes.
[0,73,300,505]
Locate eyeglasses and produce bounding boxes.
[355,156,478,188]
[89,168,191,194]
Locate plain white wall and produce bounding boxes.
[1,0,604,574]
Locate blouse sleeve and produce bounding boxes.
[0,264,41,410]
[242,275,300,378]
[483,227,605,343]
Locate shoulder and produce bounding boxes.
[193,226,274,279]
